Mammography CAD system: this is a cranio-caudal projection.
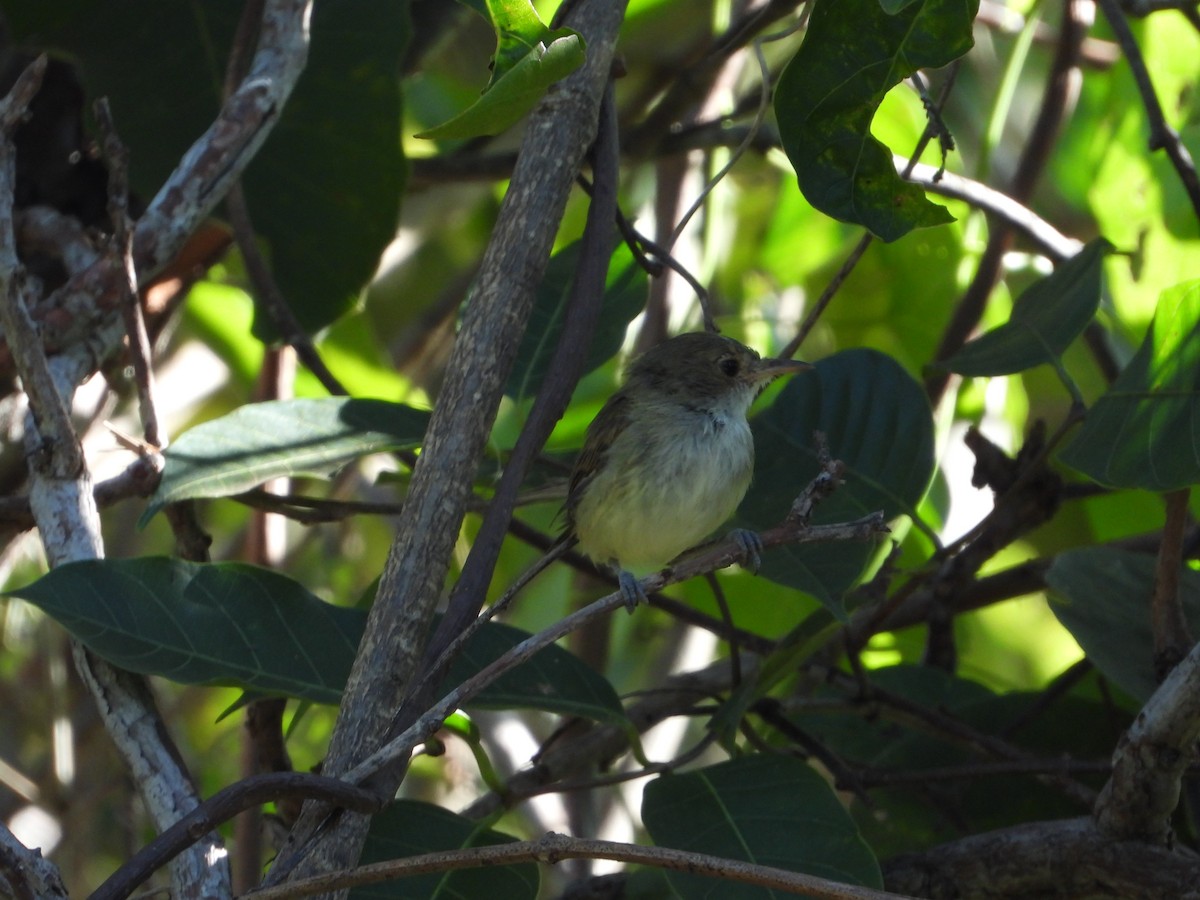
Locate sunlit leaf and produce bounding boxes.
[7,559,626,721]
[505,241,647,402]
[642,755,882,898]
[354,800,538,900]
[1045,547,1200,701]
[142,399,430,524]
[741,349,935,618]
[416,31,585,140]
[1060,279,1200,490]
[774,0,977,240]
[484,0,559,85]
[941,239,1111,375]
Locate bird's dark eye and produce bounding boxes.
[719,356,740,377]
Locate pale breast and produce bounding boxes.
[572,406,754,570]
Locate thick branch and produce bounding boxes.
[264,0,630,888]
[1094,638,1200,842]
[885,817,1200,898]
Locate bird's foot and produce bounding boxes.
[728,528,763,574]
[617,569,647,613]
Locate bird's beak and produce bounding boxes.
[748,356,813,384]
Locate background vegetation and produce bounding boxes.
[0,0,1198,897]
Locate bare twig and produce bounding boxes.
[343,509,887,790]
[1151,489,1194,680]
[1097,0,1200,222]
[94,99,162,448]
[244,830,906,900]
[225,183,349,396]
[91,773,382,900]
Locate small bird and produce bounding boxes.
[566,331,811,608]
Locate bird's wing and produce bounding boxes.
[565,390,632,526]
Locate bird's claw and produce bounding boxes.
[729,528,763,574]
[617,570,647,613]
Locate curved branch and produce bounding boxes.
[245,830,900,900]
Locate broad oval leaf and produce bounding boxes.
[774,0,977,241]
[6,558,626,722]
[941,239,1111,375]
[416,32,585,140]
[1045,547,1200,701]
[142,398,430,524]
[354,800,538,900]
[642,755,882,898]
[741,348,935,618]
[505,241,647,402]
[1060,279,1200,490]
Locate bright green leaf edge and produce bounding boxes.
[1059,279,1200,491]
[416,32,585,140]
[141,398,430,525]
[941,238,1112,376]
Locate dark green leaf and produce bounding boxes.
[246,0,409,337]
[941,239,1111,375]
[416,32,585,140]
[1059,279,1200,490]
[354,800,538,900]
[449,617,625,722]
[7,558,360,704]
[1045,547,1200,701]
[9,1,408,338]
[774,0,977,241]
[787,665,1125,857]
[142,399,430,524]
[6,559,626,721]
[505,242,647,402]
[741,349,935,618]
[642,755,882,898]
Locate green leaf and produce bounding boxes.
[787,665,1126,857]
[941,239,1112,375]
[354,800,538,900]
[416,32,585,140]
[642,755,882,898]
[5,558,626,721]
[484,0,559,85]
[9,1,408,338]
[1045,547,1200,701]
[1059,279,1200,490]
[774,0,977,241]
[505,241,647,402]
[450,617,625,722]
[741,348,935,618]
[7,558,361,704]
[245,0,409,338]
[142,398,430,524]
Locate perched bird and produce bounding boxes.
[566,331,811,607]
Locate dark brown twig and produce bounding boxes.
[1151,489,1194,680]
[90,773,382,900]
[94,99,162,448]
[1097,0,1200,223]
